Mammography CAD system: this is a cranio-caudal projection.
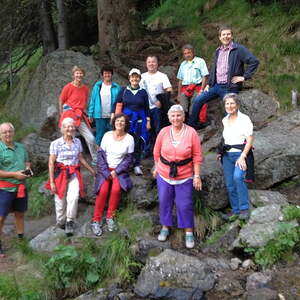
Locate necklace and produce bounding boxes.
[170,124,185,146]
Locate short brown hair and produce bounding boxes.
[111,113,130,133]
[218,25,233,36]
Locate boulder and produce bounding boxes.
[231,204,299,248]
[134,249,215,298]
[246,288,278,300]
[238,89,278,126]
[246,272,272,291]
[22,133,51,174]
[249,190,289,208]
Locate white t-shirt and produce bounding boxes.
[100,84,112,118]
[101,131,134,168]
[140,71,172,109]
[222,111,253,152]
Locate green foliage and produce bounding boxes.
[252,223,300,266]
[45,244,100,294]
[0,274,44,300]
[282,205,300,222]
[193,192,222,240]
[205,223,229,245]
[26,172,54,218]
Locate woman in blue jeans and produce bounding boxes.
[219,93,253,220]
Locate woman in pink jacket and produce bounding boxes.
[153,104,203,249]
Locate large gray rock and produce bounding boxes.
[238,89,278,125]
[232,204,298,248]
[134,249,215,298]
[249,190,289,208]
[246,272,272,291]
[22,133,51,173]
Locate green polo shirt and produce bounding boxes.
[0,141,29,192]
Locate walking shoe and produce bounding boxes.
[222,211,239,221]
[91,221,103,236]
[55,222,65,230]
[185,233,195,249]
[65,221,74,236]
[106,218,117,232]
[134,166,143,176]
[158,229,169,242]
[239,210,250,221]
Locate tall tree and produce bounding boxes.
[56,0,68,50]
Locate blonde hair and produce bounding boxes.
[0,122,15,133]
[72,65,85,76]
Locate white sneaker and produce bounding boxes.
[158,229,169,242]
[90,221,103,236]
[106,218,117,232]
[134,166,143,176]
[185,233,195,249]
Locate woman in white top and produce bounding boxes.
[91,113,134,236]
[221,93,253,220]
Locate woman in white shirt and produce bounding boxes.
[91,113,134,236]
[221,93,253,220]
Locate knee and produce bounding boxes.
[233,173,244,184]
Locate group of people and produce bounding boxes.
[0,25,259,256]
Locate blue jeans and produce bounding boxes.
[188,84,238,127]
[222,152,249,214]
[95,118,111,145]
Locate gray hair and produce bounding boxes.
[182,44,194,52]
[223,93,240,106]
[0,122,15,133]
[168,104,185,116]
[61,117,76,135]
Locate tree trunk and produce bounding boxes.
[56,0,68,50]
[39,0,57,54]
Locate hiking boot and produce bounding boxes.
[65,221,74,236]
[55,222,65,230]
[185,233,195,249]
[157,229,169,242]
[134,166,143,176]
[106,218,117,232]
[239,210,250,221]
[91,221,103,236]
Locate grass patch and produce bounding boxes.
[205,223,229,245]
[282,205,300,222]
[26,172,54,218]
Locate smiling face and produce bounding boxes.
[168,111,185,128]
[62,122,76,138]
[0,124,15,145]
[129,74,141,88]
[219,29,233,47]
[102,71,113,84]
[183,48,194,61]
[146,56,158,73]
[224,97,239,115]
[73,70,84,83]
[114,116,126,132]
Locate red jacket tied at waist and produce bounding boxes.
[181,84,202,98]
[45,163,84,199]
[0,180,26,198]
[59,108,90,128]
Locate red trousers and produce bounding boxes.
[92,169,121,222]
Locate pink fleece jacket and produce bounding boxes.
[153,125,203,180]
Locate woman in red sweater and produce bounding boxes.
[153,104,203,248]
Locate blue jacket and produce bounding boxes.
[88,81,121,118]
[208,42,259,90]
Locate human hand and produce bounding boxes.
[216,154,222,161]
[147,121,151,130]
[152,167,157,178]
[50,181,57,194]
[88,117,93,123]
[204,85,209,92]
[235,156,247,171]
[231,76,245,84]
[110,170,117,178]
[193,177,202,191]
[91,169,96,177]
[14,171,29,180]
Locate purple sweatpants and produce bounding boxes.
[157,174,194,228]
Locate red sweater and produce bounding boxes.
[153,125,203,180]
[60,83,89,111]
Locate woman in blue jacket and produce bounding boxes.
[88,66,121,145]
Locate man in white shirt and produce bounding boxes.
[140,55,172,155]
